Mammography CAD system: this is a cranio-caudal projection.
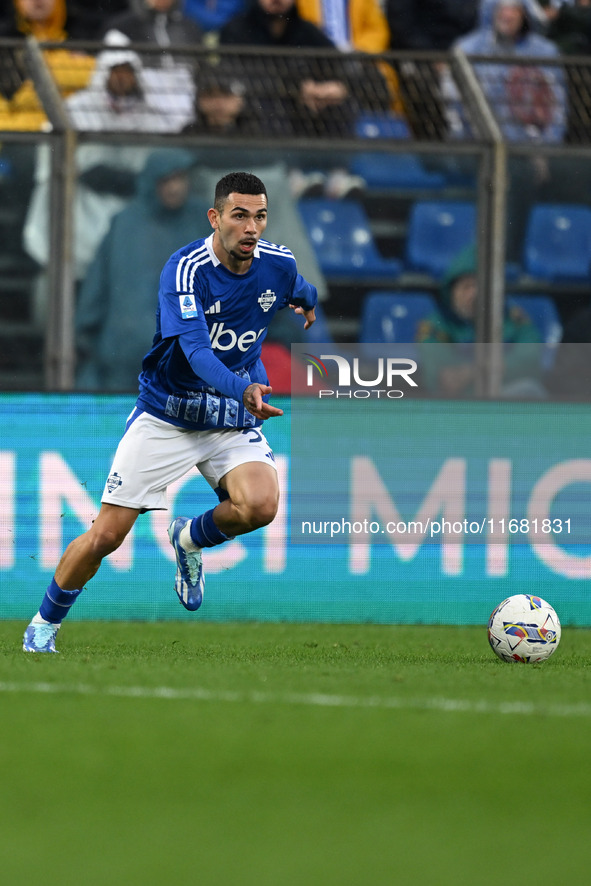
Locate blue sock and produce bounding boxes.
[190,509,232,548]
[39,578,82,624]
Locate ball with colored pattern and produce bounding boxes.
[487,594,561,663]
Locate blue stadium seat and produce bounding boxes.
[506,294,562,369]
[355,112,411,140]
[359,291,438,359]
[350,153,447,190]
[298,198,403,280]
[523,204,591,283]
[405,200,477,278]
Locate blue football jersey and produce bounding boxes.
[136,233,317,430]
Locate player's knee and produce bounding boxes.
[240,489,279,530]
[87,524,128,559]
[252,494,279,528]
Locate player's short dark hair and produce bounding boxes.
[214,172,267,210]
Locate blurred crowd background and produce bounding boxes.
[1,0,591,400]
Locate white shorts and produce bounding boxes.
[101,409,277,511]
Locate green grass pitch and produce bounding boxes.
[1,620,590,885]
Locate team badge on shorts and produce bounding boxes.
[106,471,123,493]
[258,289,276,312]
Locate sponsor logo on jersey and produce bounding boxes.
[258,289,276,312]
[179,293,198,319]
[209,322,265,352]
[204,300,222,315]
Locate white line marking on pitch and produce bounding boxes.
[0,680,590,718]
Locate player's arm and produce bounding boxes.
[172,314,282,419]
[180,336,283,419]
[287,272,318,331]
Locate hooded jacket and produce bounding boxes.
[65,43,183,132]
[449,0,566,143]
[416,243,542,394]
[75,149,210,391]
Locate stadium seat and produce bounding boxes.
[506,294,562,369]
[359,291,439,359]
[523,204,591,283]
[298,198,403,280]
[405,200,477,278]
[349,153,447,190]
[355,112,411,140]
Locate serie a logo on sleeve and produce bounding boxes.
[179,293,198,319]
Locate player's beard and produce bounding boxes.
[229,248,253,263]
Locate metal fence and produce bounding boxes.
[1,38,590,395]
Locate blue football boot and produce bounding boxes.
[23,621,60,653]
[167,517,204,611]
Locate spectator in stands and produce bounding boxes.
[0,0,96,128]
[384,1,479,139]
[296,0,401,109]
[416,243,545,397]
[444,0,567,260]
[182,0,246,33]
[448,0,566,142]
[182,63,260,135]
[219,0,354,139]
[101,3,201,129]
[66,34,193,131]
[295,0,406,195]
[221,0,382,200]
[75,148,210,391]
[23,139,154,291]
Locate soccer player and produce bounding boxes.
[23,171,317,653]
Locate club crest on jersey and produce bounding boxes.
[258,289,276,312]
[179,293,198,319]
[106,472,123,493]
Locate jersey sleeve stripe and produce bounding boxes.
[176,246,210,292]
[187,256,212,293]
[258,243,295,261]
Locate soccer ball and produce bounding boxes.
[487,594,561,663]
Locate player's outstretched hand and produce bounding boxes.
[289,304,316,330]
[243,383,284,420]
